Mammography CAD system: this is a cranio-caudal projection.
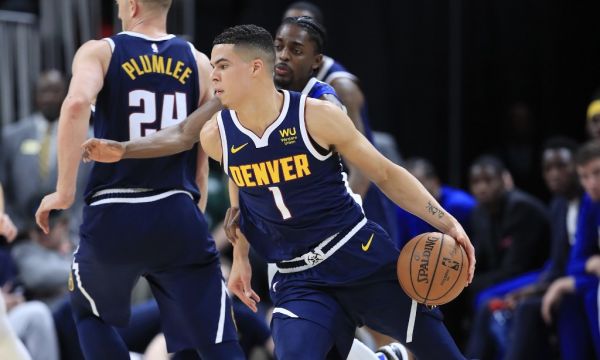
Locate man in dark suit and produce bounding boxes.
[467,155,551,296]
[466,138,582,359]
[444,155,551,348]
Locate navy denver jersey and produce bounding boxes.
[85,32,200,202]
[217,90,364,262]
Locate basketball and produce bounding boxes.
[397,232,469,306]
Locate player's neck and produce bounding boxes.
[125,14,168,38]
[235,85,284,136]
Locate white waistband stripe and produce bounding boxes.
[89,189,192,206]
[273,307,299,318]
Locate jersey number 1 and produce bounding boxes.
[128,90,187,139]
[268,186,292,220]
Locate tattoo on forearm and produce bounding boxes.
[426,201,445,219]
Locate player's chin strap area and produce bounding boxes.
[406,299,417,343]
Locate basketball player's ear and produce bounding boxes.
[129,0,138,18]
[313,54,323,72]
[250,59,263,77]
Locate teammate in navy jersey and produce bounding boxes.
[82,24,476,360]
[274,15,399,245]
[35,1,243,359]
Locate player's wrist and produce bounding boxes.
[233,238,250,258]
[438,215,460,235]
[120,141,130,159]
[54,189,76,207]
[233,250,250,262]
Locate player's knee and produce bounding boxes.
[196,340,244,360]
[273,318,334,360]
[275,338,317,360]
[70,291,130,327]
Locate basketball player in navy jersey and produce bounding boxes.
[35,1,243,359]
[204,25,473,359]
[81,24,475,359]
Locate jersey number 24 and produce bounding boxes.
[128,90,187,139]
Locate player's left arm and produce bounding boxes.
[36,40,111,234]
[193,49,214,213]
[305,99,476,282]
[224,175,260,311]
[330,78,370,198]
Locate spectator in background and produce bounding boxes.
[541,140,600,359]
[0,292,31,360]
[445,155,550,347]
[0,186,58,360]
[11,195,72,307]
[396,157,475,247]
[585,91,600,139]
[0,70,90,237]
[466,137,583,360]
[0,183,17,243]
[468,155,550,297]
[0,182,29,359]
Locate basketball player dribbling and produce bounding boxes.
[205,25,474,359]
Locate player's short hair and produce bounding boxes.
[576,140,600,166]
[285,2,324,25]
[470,155,506,176]
[541,136,578,156]
[140,0,172,10]
[404,157,438,179]
[213,25,276,65]
[280,16,327,53]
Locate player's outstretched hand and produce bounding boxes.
[228,256,260,312]
[224,206,241,245]
[35,192,73,234]
[446,222,476,284]
[541,276,575,324]
[81,138,125,163]
[0,214,17,243]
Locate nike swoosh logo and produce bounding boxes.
[361,233,374,251]
[230,143,248,154]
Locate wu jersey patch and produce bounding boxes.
[279,127,297,146]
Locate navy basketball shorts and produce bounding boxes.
[70,193,238,352]
[269,220,465,360]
